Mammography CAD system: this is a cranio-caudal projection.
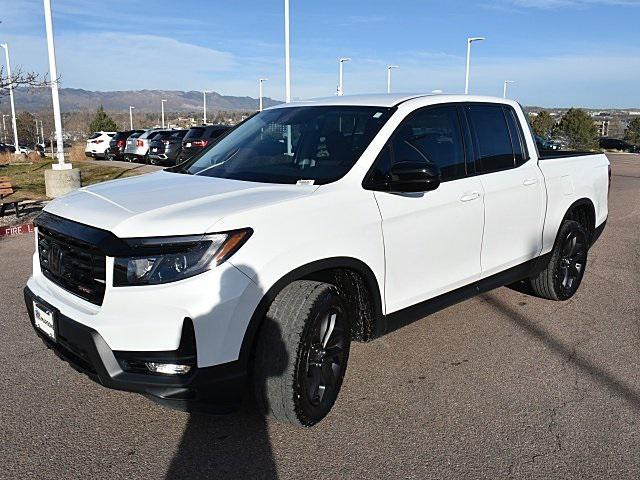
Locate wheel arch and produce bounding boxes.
[237,257,384,368]
[562,198,596,245]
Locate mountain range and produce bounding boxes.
[3,88,281,113]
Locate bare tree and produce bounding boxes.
[0,66,51,98]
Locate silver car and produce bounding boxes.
[123,128,165,163]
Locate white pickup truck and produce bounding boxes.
[25,94,609,427]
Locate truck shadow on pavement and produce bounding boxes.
[165,264,284,480]
[481,293,640,411]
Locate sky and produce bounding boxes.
[0,0,639,108]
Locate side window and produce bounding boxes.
[390,106,467,182]
[503,106,529,167]
[466,105,515,173]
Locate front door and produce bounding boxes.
[371,105,485,314]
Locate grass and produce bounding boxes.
[0,154,147,201]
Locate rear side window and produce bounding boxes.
[466,105,515,173]
[503,106,528,166]
[391,105,467,182]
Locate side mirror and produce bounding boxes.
[388,161,441,193]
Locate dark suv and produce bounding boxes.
[181,125,230,161]
[148,130,189,166]
[106,130,144,161]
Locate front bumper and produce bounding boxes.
[24,286,246,412]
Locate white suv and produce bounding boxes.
[25,94,609,426]
[85,132,115,159]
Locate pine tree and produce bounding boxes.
[88,105,118,133]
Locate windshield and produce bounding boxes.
[183,106,393,185]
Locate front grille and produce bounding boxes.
[38,226,107,305]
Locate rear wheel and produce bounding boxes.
[253,280,351,427]
[529,220,588,300]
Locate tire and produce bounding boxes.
[529,220,589,301]
[253,280,351,427]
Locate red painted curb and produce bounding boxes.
[0,223,34,238]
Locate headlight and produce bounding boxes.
[113,229,252,286]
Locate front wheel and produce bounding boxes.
[529,220,588,301]
[253,280,351,427]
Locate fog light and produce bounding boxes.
[145,362,192,375]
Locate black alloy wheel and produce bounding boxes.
[300,308,349,409]
[554,228,587,298]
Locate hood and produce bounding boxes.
[44,171,317,237]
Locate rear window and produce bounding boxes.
[208,127,230,139]
[88,132,101,140]
[171,130,188,139]
[466,105,515,173]
[184,127,205,140]
[146,131,163,140]
[128,132,142,139]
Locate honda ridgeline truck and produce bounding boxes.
[25,94,609,427]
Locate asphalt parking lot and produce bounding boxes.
[1,153,638,480]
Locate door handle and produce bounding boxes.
[460,192,480,202]
[523,178,539,186]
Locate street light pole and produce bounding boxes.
[161,99,166,128]
[43,0,69,168]
[259,78,268,112]
[129,106,135,129]
[284,0,291,103]
[35,119,40,145]
[465,36,485,95]
[387,65,399,94]
[337,57,351,96]
[203,91,207,124]
[2,114,8,144]
[503,80,515,98]
[0,43,19,151]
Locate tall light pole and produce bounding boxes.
[337,57,351,96]
[0,43,19,151]
[161,99,167,128]
[43,0,71,168]
[35,119,40,145]
[259,78,268,112]
[284,0,291,103]
[2,114,9,143]
[465,36,485,95]
[503,80,515,99]
[387,65,399,94]
[129,106,135,129]
[39,120,44,146]
[203,90,210,124]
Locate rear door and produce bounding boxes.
[464,103,546,277]
[372,104,485,313]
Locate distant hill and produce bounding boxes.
[5,88,280,113]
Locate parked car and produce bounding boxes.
[123,128,164,163]
[0,143,16,153]
[106,130,144,161]
[534,135,561,151]
[180,125,230,161]
[85,132,116,159]
[599,137,637,153]
[148,129,189,166]
[25,94,609,427]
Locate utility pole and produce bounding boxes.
[161,99,166,128]
[0,43,19,151]
[129,106,135,129]
[387,65,399,94]
[465,37,485,95]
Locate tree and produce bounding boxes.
[0,66,50,101]
[624,117,640,146]
[88,105,118,133]
[556,108,598,150]
[530,111,556,139]
[16,111,37,145]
